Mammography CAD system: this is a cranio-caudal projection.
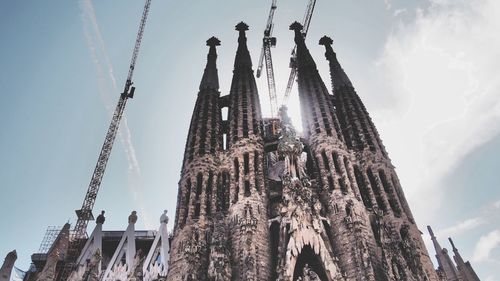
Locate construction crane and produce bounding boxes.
[256,0,278,117]
[57,2,153,279]
[281,0,317,106]
[74,0,152,239]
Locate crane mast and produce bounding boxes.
[256,0,278,117]
[74,0,152,240]
[281,0,317,106]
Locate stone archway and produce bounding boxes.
[293,245,329,280]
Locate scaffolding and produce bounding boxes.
[38,226,62,253]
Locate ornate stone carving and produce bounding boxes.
[181,229,204,263]
[239,203,258,233]
[208,215,231,281]
[271,112,343,281]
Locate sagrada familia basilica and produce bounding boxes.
[0,17,481,281]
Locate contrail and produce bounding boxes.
[80,0,154,228]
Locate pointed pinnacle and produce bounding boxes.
[235,21,249,32]
[319,36,333,46]
[427,225,436,238]
[289,21,303,31]
[448,237,458,251]
[319,35,336,61]
[206,36,221,47]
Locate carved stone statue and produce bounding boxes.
[96,210,106,224]
[129,211,138,224]
[82,248,102,281]
[160,210,169,225]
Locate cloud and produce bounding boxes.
[433,200,500,239]
[485,276,499,281]
[393,8,407,17]
[437,217,486,239]
[369,0,500,226]
[472,230,500,263]
[383,0,392,10]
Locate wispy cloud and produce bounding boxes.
[80,0,153,227]
[369,0,500,226]
[437,217,487,239]
[434,200,500,239]
[472,230,500,263]
[485,275,500,281]
[393,8,407,17]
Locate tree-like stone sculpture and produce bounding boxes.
[271,110,344,281]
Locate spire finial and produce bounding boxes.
[289,21,303,32]
[290,21,304,45]
[427,225,435,238]
[448,237,458,251]
[200,36,220,91]
[206,36,221,47]
[235,21,249,32]
[319,35,333,46]
[233,22,252,70]
[319,35,335,61]
[320,34,353,89]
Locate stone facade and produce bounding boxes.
[166,21,478,281]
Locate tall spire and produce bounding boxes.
[449,238,481,281]
[427,226,461,281]
[290,21,317,70]
[319,36,352,89]
[290,22,343,140]
[181,36,223,169]
[234,22,252,70]
[200,36,220,91]
[228,22,263,144]
[319,35,388,155]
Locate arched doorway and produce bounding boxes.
[292,245,329,280]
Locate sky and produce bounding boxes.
[0,0,499,279]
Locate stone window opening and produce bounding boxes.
[391,174,411,220]
[321,150,330,171]
[206,172,213,217]
[244,153,250,175]
[244,180,251,197]
[332,152,342,174]
[339,178,347,194]
[223,133,228,150]
[234,184,239,203]
[234,158,240,181]
[379,170,402,217]
[327,176,335,191]
[182,179,192,227]
[194,173,203,219]
[217,172,230,212]
[270,221,280,281]
[367,168,387,213]
[353,165,372,208]
[254,152,260,192]
[198,99,209,156]
[343,156,353,186]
